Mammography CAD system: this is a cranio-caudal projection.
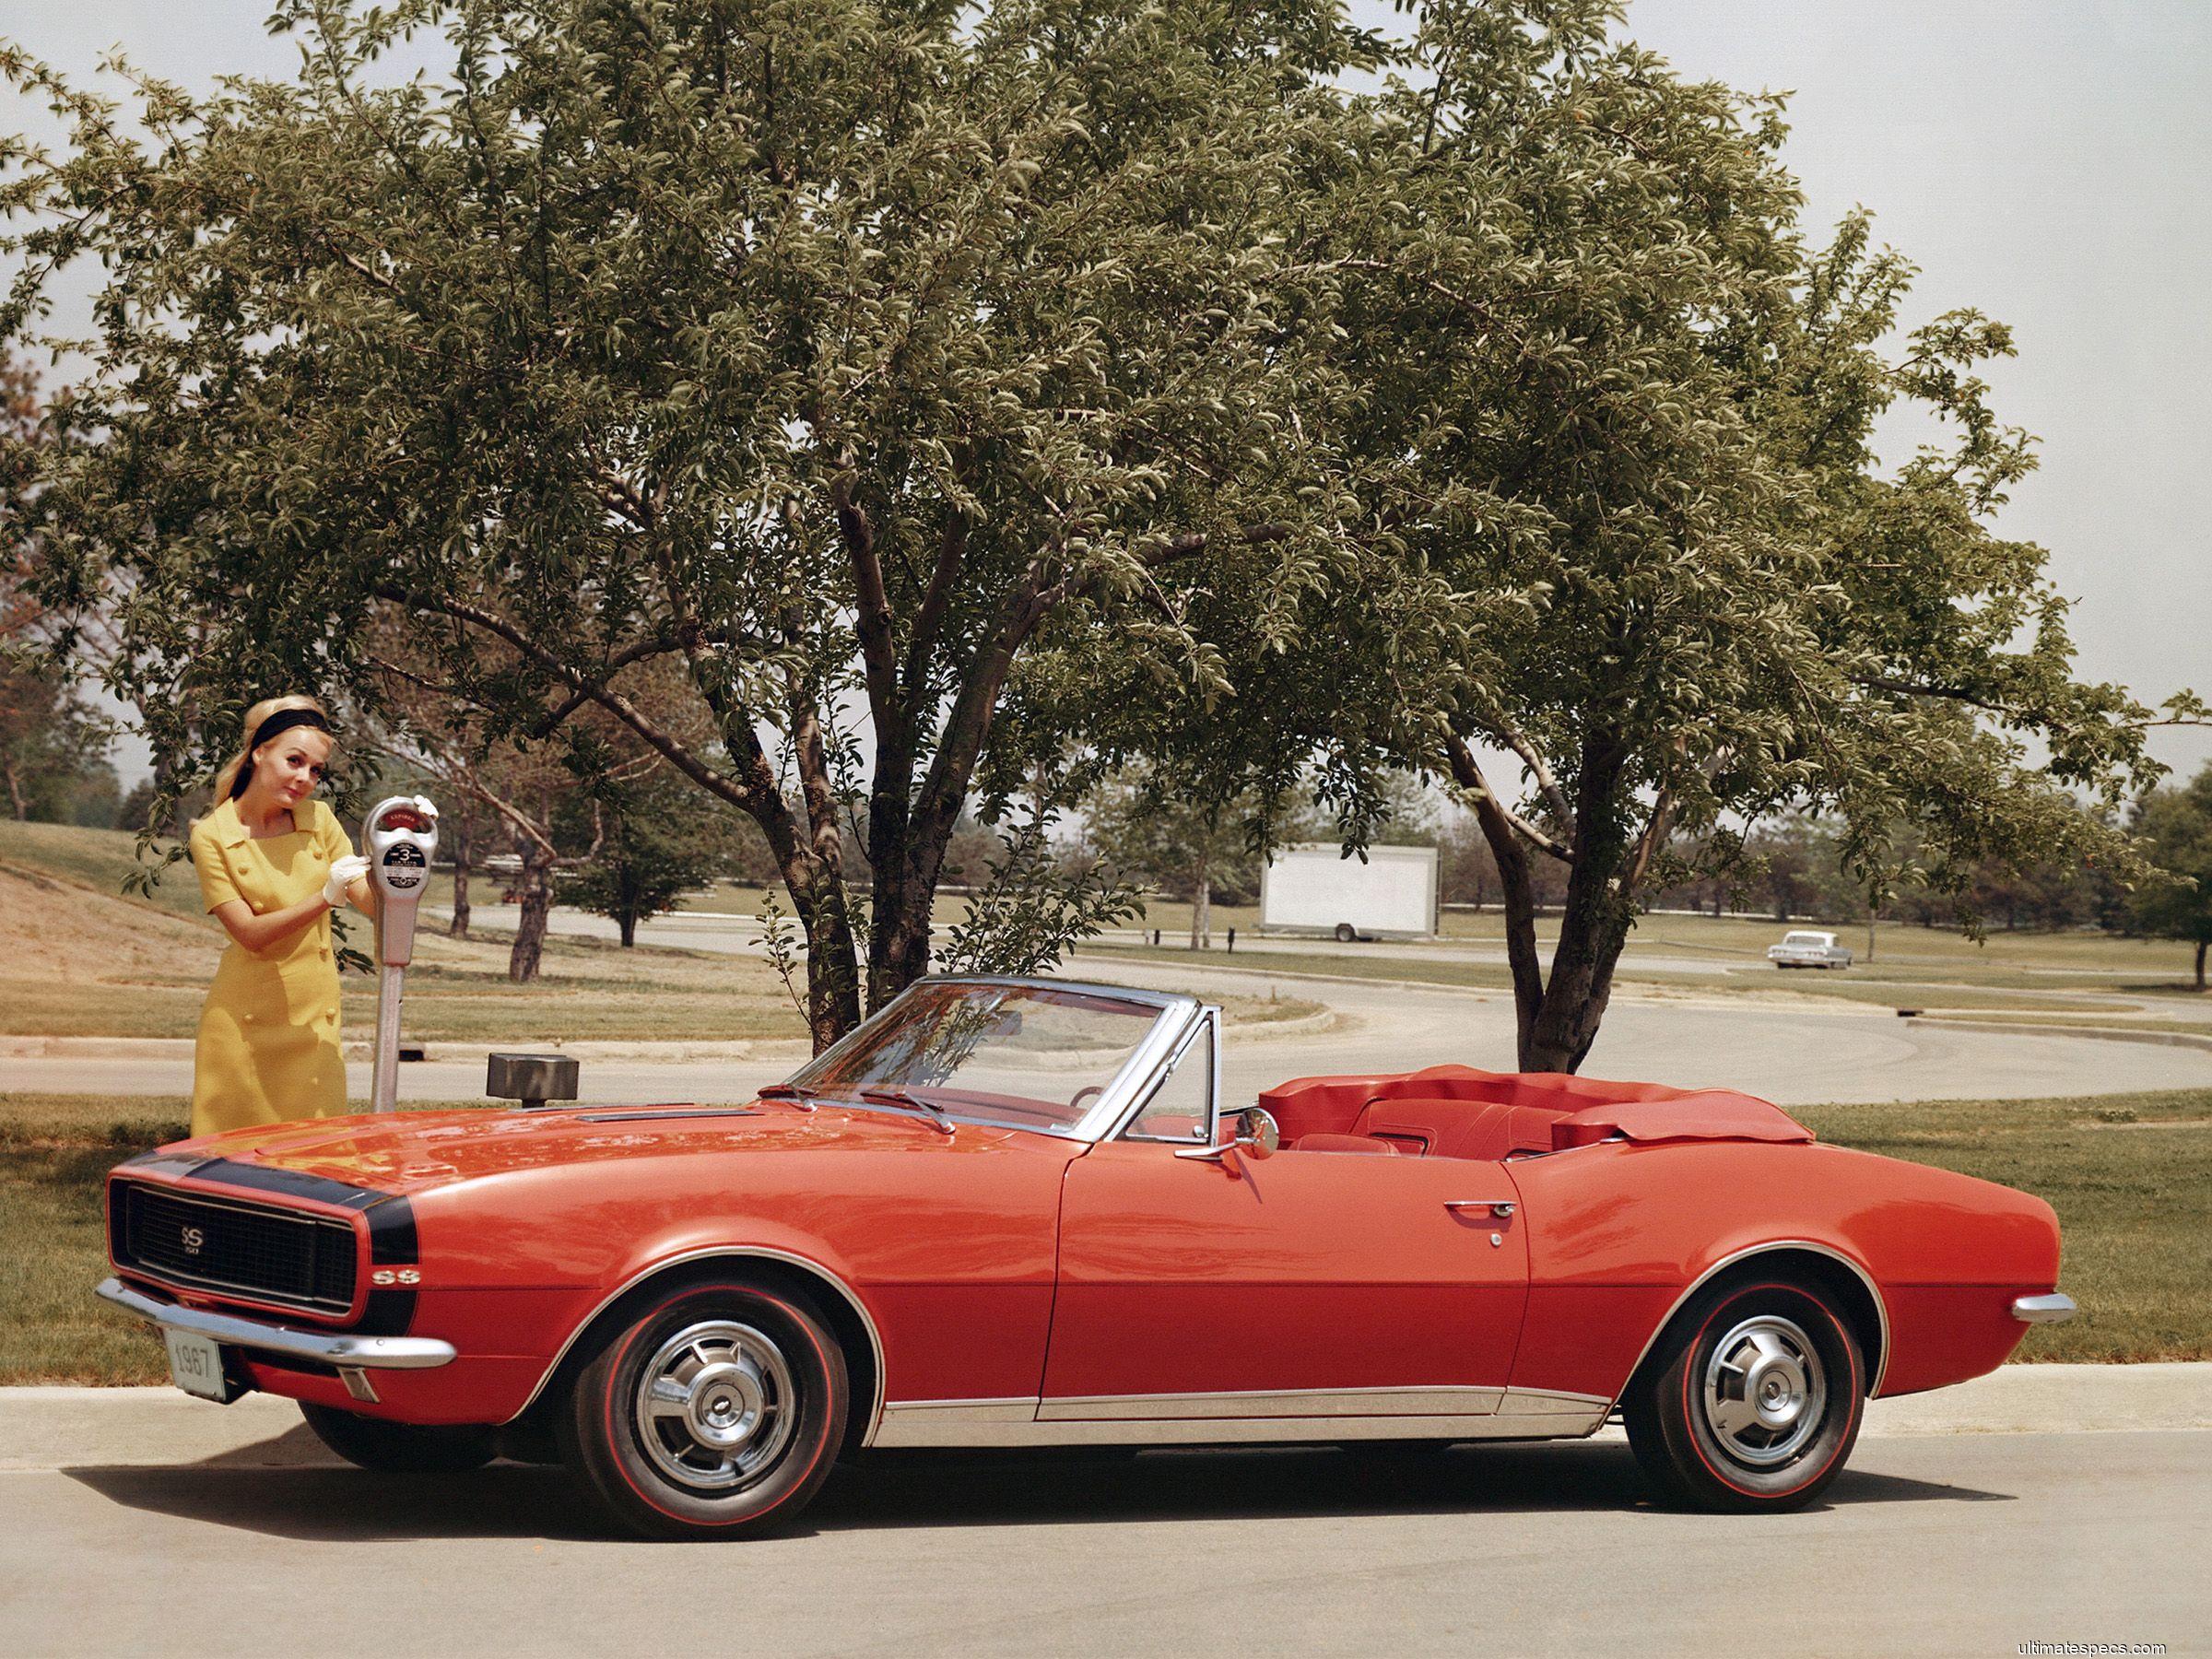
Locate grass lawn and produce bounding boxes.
[6,1085,2202,1387]
[8,820,2200,1044]
[0,819,202,922]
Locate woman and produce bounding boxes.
[187,695,377,1138]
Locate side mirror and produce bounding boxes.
[1230,1105,1280,1159]
[1178,1103,1279,1163]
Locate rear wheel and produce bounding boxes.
[299,1403,497,1473]
[556,1279,847,1540]
[1623,1280,1864,1512]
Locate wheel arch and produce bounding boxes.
[1614,1241,1888,1410]
[506,1246,887,1454]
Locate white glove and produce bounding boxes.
[410,795,440,824]
[323,853,371,907]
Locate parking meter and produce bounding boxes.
[363,796,439,1114]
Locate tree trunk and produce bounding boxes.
[618,910,638,947]
[868,861,936,1012]
[508,855,552,983]
[1449,745,1546,1068]
[1191,860,1212,950]
[1511,740,1634,1075]
[2195,937,2207,992]
[786,860,865,1053]
[448,817,472,937]
[1520,907,1631,1073]
[4,759,24,820]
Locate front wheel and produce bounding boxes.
[1623,1281,1865,1512]
[299,1403,497,1473]
[557,1279,848,1540]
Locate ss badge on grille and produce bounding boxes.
[371,1268,421,1287]
[180,1226,205,1254]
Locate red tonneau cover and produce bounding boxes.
[1260,1063,1812,1152]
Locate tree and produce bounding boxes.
[3,0,1377,1049]
[2134,765,2212,991]
[559,772,739,947]
[1112,2,2200,1071]
[1085,765,1261,947]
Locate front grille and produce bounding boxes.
[116,1183,358,1315]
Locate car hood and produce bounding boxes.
[153,1102,1015,1197]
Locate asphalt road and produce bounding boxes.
[1078,955,2212,1107]
[4,1429,2201,1656]
[5,953,2206,1108]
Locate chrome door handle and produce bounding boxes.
[1445,1200,1515,1218]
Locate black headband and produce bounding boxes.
[230,709,333,797]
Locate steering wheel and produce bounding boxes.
[1066,1085,1106,1114]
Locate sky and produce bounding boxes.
[6,0,2207,784]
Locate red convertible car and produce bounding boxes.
[99,974,2074,1537]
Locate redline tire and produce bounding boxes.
[1624,1280,1865,1512]
[298,1403,497,1473]
[557,1279,848,1541]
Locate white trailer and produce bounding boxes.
[1259,842,1440,941]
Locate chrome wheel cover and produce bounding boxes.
[632,1320,797,1491]
[1700,1314,1827,1467]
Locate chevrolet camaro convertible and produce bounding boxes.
[99,975,2074,1537]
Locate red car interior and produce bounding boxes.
[1264,1064,1815,1160]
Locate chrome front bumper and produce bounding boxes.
[97,1277,458,1370]
[2011,1292,2077,1324]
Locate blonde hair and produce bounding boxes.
[212,694,333,804]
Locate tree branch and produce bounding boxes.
[1476,715,1574,837]
[372,583,770,814]
[830,474,901,738]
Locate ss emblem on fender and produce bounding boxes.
[371,1268,422,1287]
[180,1226,205,1255]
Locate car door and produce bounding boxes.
[1041,1019,1531,1427]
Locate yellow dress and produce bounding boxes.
[189,795,355,1137]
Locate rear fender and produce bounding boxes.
[1506,1138,2059,1405]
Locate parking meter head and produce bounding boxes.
[364,795,441,968]
[375,803,435,834]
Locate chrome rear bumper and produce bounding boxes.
[97,1277,458,1369]
[2011,1292,2077,1324]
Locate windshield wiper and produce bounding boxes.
[756,1082,819,1112]
[859,1085,957,1135]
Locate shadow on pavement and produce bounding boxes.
[63,1440,2011,1544]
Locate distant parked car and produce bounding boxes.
[1768,930,1853,970]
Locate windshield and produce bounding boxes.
[784,981,1174,1134]
[1783,933,1828,946]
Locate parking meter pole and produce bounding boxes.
[371,962,406,1115]
[362,796,439,1114]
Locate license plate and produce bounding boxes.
[164,1329,229,1401]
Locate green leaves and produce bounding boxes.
[4,0,2194,1052]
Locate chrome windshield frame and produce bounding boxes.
[1103,1003,1222,1145]
[780,974,1202,1143]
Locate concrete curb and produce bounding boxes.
[1905,1017,2212,1053]
[4,1364,2205,1471]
